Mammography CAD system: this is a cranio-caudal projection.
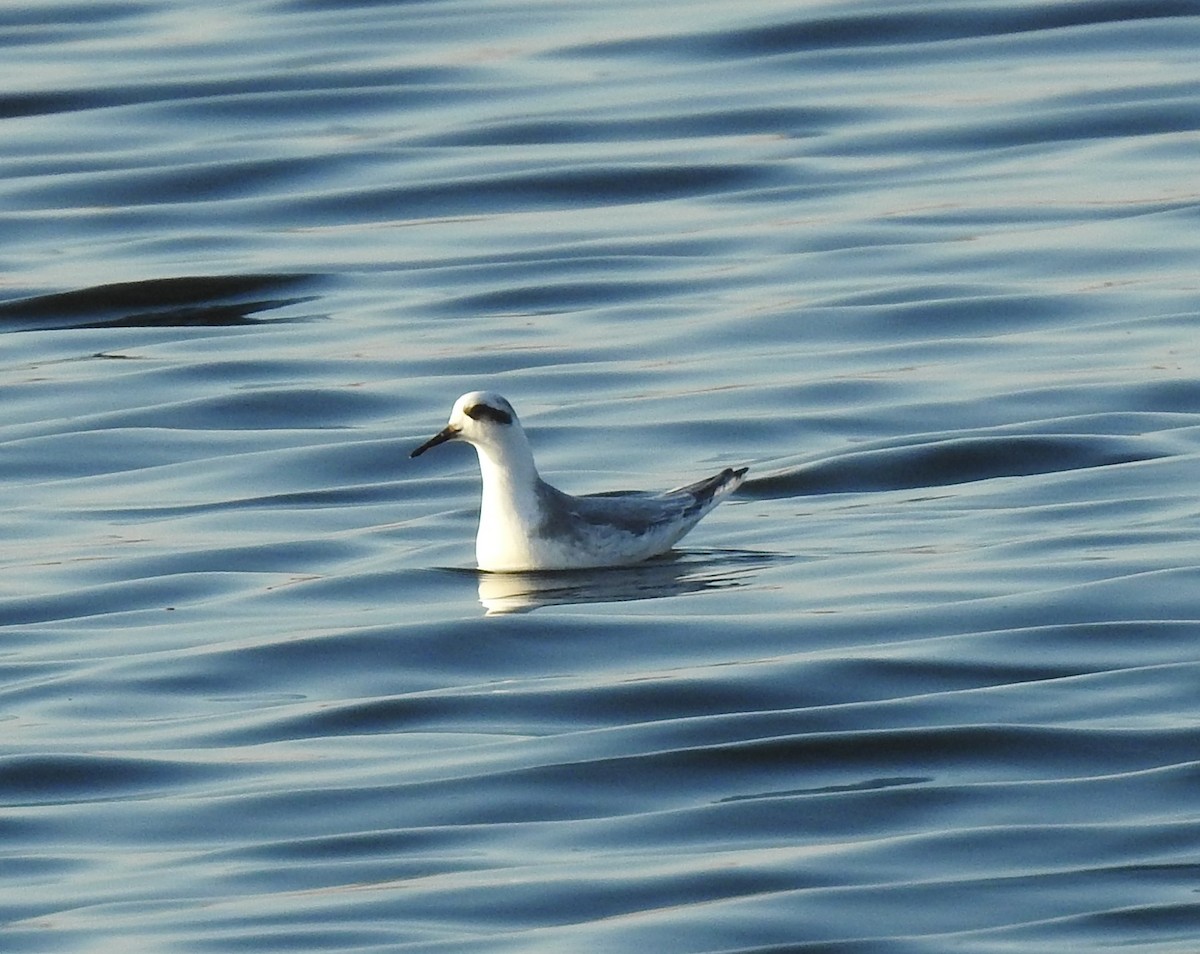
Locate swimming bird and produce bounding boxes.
[410,391,747,572]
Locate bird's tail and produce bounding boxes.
[672,466,748,510]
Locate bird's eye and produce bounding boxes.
[465,403,513,425]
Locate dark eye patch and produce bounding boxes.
[464,403,513,425]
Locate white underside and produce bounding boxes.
[476,515,690,572]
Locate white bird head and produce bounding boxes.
[410,391,522,459]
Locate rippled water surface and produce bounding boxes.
[4,1,1200,951]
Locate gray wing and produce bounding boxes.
[536,484,684,538]
[536,467,747,538]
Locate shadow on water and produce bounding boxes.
[457,549,785,615]
[0,273,324,332]
[744,431,1167,498]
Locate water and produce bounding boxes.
[3,1,1199,950]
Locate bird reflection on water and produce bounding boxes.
[471,549,782,615]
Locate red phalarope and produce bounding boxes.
[411,391,747,572]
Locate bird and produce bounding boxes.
[410,391,747,572]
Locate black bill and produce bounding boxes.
[410,425,459,458]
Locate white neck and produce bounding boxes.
[472,431,542,569]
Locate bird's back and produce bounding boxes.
[512,466,746,569]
